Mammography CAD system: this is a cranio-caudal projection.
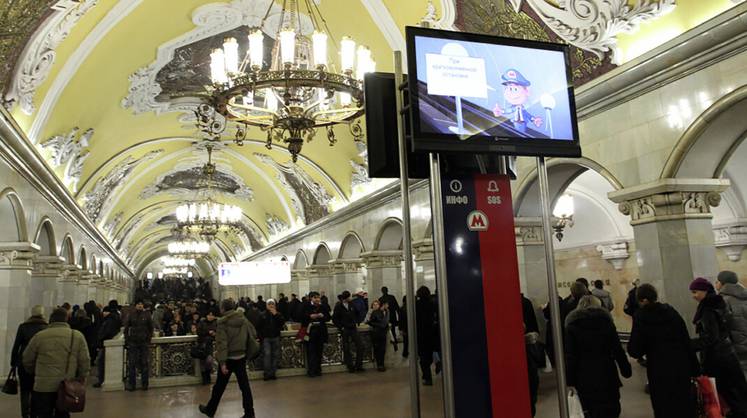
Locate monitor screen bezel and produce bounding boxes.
[405,26,581,158]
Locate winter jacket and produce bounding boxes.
[215,309,255,362]
[10,316,47,369]
[124,309,153,346]
[624,286,639,317]
[378,293,400,325]
[22,322,90,392]
[366,309,389,338]
[197,318,217,348]
[351,297,368,324]
[332,301,360,331]
[628,302,698,418]
[96,313,122,348]
[565,307,631,415]
[719,283,747,376]
[257,311,286,339]
[415,297,436,357]
[302,302,330,343]
[591,288,615,312]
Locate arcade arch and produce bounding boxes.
[0,188,28,242]
[34,218,57,257]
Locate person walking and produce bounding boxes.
[416,286,436,386]
[196,311,218,385]
[624,279,641,317]
[379,287,400,351]
[367,300,390,371]
[93,306,121,388]
[333,290,365,373]
[303,291,330,377]
[591,280,615,312]
[627,284,699,418]
[199,299,257,418]
[123,300,153,391]
[689,277,747,418]
[521,294,540,417]
[716,270,747,379]
[258,299,285,380]
[544,281,586,367]
[10,305,47,418]
[565,295,631,418]
[22,307,90,418]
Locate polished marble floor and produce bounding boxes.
[0,363,653,417]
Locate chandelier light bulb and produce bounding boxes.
[223,37,239,74]
[340,92,352,107]
[340,37,356,73]
[266,89,278,111]
[317,88,329,111]
[210,48,228,84]
[279,28,296,66]
[356,45,372,80]
[312,31,328,68]
[248,30,264,69]
[553,194,575,218]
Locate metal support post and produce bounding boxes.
[536,156,569,418]
[394,50,420,418]
[429,153,455,418]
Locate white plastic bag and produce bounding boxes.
[568,389,585,418]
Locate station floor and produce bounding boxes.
[0,363,653,417]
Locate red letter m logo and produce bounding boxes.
[467,211,489,231]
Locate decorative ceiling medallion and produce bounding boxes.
[40,126,94,193]
[139,161,254,200]
[121,0,314,115]
[506,0,676,63]
[5,0,98,115]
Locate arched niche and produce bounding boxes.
[34,218,57,256]
[374,218,403,251]
[0,187,29,242]
[60,235,75,264]
[293,250,308,270]
[78,246,88,271]
[312,243,331,265]
[338,232,365,259]
[90,255,97,274]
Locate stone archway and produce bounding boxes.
[0,187,29,242]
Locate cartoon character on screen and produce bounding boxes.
[492,69,543,134]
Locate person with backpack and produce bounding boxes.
[199,299,258,418]
[715,270,747,379]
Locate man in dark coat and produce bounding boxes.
[257,299,285,380]
[303,291,330,377]
[628,284,698,418]
[333,290,364,373]
[565,295,631,418]
[689,277,747,417]
[277,293,290,320]
[416,286,436,385]
[379,287,400,351]
[10,305,47,418]
[123,300,153,391]
[288,294,302,322]
[93,306,122,388]
[716,270,747,378]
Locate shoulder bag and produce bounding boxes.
[56,331,86,412]
[1,367,17,395]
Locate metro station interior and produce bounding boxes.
[1,1,747,417]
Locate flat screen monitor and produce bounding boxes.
[406,26,581,158]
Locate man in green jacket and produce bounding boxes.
[199,299,257,418]
[23,307,90,418]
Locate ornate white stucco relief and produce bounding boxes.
[40,127,94,193]
[266,213,289,237]
[5,0,98,115]
[507,0,676,63]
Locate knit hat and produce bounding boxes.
[717,270,739,285]
[689,277,714,292]
[266,298,276,305]
[30,305,45,318]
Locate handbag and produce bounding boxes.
[190,343,208,360]
[568,389,585,418]
[695,376,721,418]
[56,331,86,413]
[246,322,261,361]
[1,367,17,395]
[295,325,309,343]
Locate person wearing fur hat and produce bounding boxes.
[690,277,747,417]
[10,305,48,418]
[716,271,747,379]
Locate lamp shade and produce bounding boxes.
[210,48,228,84]
[553,194,574,218]
[312,31,328,68]
[340,37,356,72]
[248,30,264,69]
[279,28,296,65]
[223,37,239,74]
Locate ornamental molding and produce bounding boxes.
[506,0,676,64]
[596,241,630,270]
[121,0,314,115]
[0,242,41,268]
[32,255,66,276]
[4,0,98,115]
[361,250,403,269]
[266,213,289,237]
[39,127,94,193]
[350,161,371,190]
[714,221,747,262]
[412,239,434,261]
[514,217,544,246]
[329,258,364,273]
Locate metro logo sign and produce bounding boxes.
[467,210,489,231]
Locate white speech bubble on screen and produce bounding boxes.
[425,42,487,99]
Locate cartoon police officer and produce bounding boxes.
[492,68,543,134]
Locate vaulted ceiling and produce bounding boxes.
[0,0,739,275]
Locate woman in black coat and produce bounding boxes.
[366,300,389,371]
[565,295,631,418]
[416,286,436,385]
[628,284,698,418]
[689,278,747,418]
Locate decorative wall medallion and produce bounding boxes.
[40,127,94,193]
[5,0,98,115]
[713,223,747,262]
[81,149,164,223]
[596,241,630,270]
[121,0,314,115]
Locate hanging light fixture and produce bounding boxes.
[208,0,373,162]
[162,257,197,268]
[168,240,211,256]
[552,194,575,241]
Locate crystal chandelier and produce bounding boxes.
[168,240,211,256]
[162,267,188,276]
[163,257,197,268]
[175,144,243,240]
[208,0,374,162]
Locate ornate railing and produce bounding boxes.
[102,325,374,391]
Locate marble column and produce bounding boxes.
[292,270,309,297]
[610,179,729,327]
[413,239,435,290]
[58,265,81,305]
[31,255,65,314]
[0,242,39,376]
[329,259,365,297]
[514,218,550,305]
[306,264,333,297]
[361,250,404,298]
